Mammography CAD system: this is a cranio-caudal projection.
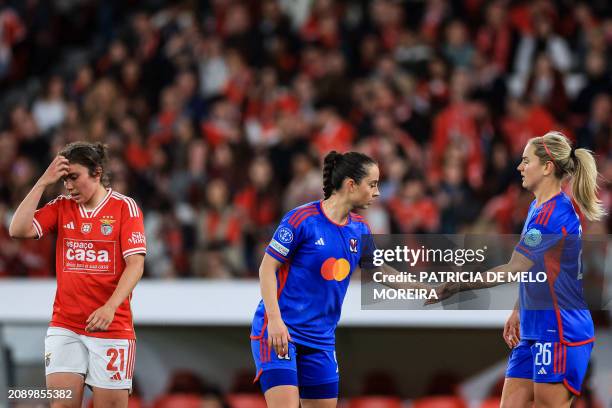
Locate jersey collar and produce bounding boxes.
[79,188,113,218]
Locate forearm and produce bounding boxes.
[259,267,282,319]
[9,182,47,238]
[106,256,144,309]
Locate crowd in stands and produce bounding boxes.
[0,0,610,278]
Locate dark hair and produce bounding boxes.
[322,151,376,199]
[59,141,109,187]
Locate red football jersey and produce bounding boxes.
[33,189,146,339]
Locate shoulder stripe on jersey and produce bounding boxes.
[47,195,70,206]
[111,192,137,217]
[288,204,317,225]
[111,192,139,218]
[32,219,42,238]
[293,210,318,228]
[289,208,318,227]
[535,202,547,225]
[535,202,548,225]
[542,200,556,226]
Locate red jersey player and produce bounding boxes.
[9,142,146,408]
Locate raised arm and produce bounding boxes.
[9,155,70,238]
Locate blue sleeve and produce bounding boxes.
[265,211,305,263]
[515,222,564,263]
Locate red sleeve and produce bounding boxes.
[32,196,63,238]
[119,197,147,259]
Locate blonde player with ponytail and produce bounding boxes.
[433,131,606,407]
[500,131,605,407]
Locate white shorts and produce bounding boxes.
[44,327,136,390]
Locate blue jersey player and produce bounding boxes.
[433,132,606,407]
[251,151,379,407]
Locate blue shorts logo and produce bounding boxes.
[277,227,293,244]
[524,228,542,247]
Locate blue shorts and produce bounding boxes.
[251,338,339,398]
[506,339,594,396]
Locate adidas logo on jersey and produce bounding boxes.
[63,222,75,230]
[538,367,547,375]
[315,238,325,246]
[110,372,122,381]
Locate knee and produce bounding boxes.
[500,396,533,408]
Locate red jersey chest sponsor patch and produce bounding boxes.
[62,238,116,274]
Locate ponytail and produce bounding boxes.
[323,151,341,199]
[571,148,606,221]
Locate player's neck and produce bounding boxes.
[321,196,350,225]
[534,180,561,207]
[82,186,109,210]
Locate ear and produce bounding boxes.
[543,161,555,176]
[345,178,356,192]
[93,166,103,180]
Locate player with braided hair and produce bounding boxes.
[250,150,379,407]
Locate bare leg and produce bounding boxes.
[47,372,84,408]
[500,378,534,408]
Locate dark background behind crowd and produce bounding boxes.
[0,0,610,279]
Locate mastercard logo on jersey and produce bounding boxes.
[320,257,351,282]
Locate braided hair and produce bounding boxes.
[322,151,376,199]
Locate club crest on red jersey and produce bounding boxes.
[100,217,116,236]
[349,238,358,253]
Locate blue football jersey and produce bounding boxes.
[515,192,594,344]
[251,201,371,351]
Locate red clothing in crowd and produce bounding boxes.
[501,105,556,157]
[312,120,355,158]
[388,197,440,233]
[431,102,483,188]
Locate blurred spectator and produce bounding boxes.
[388,176,439,233]
[523,53,568,119]
[32,75,67,134]
[193,179,243,278]
[443,20,475,69]
[0,0,610,279]
[283,152,321,212]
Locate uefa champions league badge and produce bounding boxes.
[100,217,116,236]
[278,227,293,244]
[524,228,542,247]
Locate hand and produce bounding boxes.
[503,310,520,349]
[85,304,116,332]
[38,156,70,187]
[267,316,292,358]
[424,281,461,305]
